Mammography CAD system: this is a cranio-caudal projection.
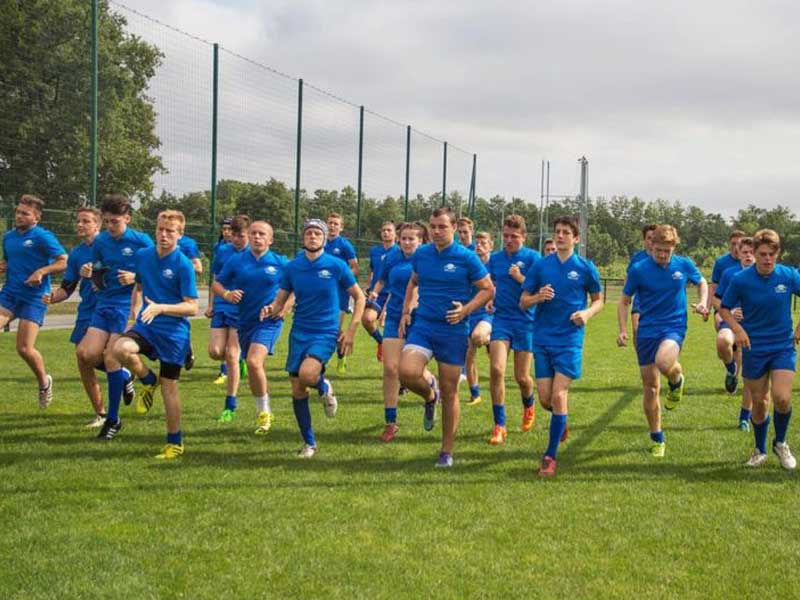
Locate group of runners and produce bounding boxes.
[2,193,798,475]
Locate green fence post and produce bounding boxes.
[356,105,364,240]
[404,125,411,221]
[210,43,219,246]
[441,141,448,206]
[293,79,304,252]
[468,153,476,219]
[89,0,99,206]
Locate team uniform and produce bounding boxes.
[367,243,396,312]
[488,247,539,351]
[627,249,649,316]
[467,255,494,337]
[324,235,357,314]
[178,236,202,263]
[714,264,744,332]
[1,225,66,326]
[210,242,247,330]
[379,247,413,340]
[62,242,98,344]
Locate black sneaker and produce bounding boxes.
[97,418,122,441]
[184,350,195,371]
[122,373,136,405]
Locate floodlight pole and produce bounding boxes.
[404,126,411,220]
[579,156,589,258]
[89,0,99,206]
[293,79,303,252]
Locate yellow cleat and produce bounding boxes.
[254,411,273,435]
[213,374,227,385]
[155,443,184,460]
[136,379,160,415]
[465,395,482,406]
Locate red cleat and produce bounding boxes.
[538,455,557,478]
[380,423,399,442]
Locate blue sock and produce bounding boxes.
[316,374,328,396]
[469,384,480,398]
[522,394,535,408]
[725,360,736,374]
[225,395,237,411]
[371,329,383,344]
[753,415,771,453]
[650,431,664,444]
[774,409,792,445]
[492,404,506,427]
[140,369,157,386]
[739,408,752,422]
[546,414,568,458]
[292,396,315,446]
[167,430,182,445]
[106,369,125,422]
[385,407,397,424]
[220,362,228,375]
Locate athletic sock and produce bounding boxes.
[385,407,397,424]
[650,431,664,444]
[370,329,383,344]
[738,408,752,423]
[316,374,329,396]
[106,369,125,422]
[492,404,506,427]
[224,395,237,411]
[522,394,535,408]
[292,396,315,446]
[470,384,481,399]
[725,360,736,375]
[140,369,157,386]
[774,409,792,445]
[220,363,228,376]
[753,415,771,454]
[255,394,271,414]
[167,430,182,445]
[546,414,568,459]
[121,367,132,382]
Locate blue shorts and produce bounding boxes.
[129,322,190,366]
[405,317,469,366]
[742,347,797,380]
[90,305,129,335]
[491,317,534,352]
[636,333,684,367]
[338,287,352,314]
[211,311,238,329]
[0,288,47,326]
[469,312,493,335]
[286,329,338,376]
[239,320,284,357]
[383,314,402,339]
[366,292,389,313]
[533,344,583,380]
[70,318,92,345]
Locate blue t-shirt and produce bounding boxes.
[714,264,743,303]
[488,247,540,322]
[133,246,198,342]
[325,236,356,265]
[217,249,288,327]
[411,242,489,332]
[64,241,98,321]
[211,243,247,315]
[368,243,397,290]
[720,264,800,352]
[91,229,154,309]
[522,252,602,346]
[627,249,650,272]
[712,252,739,284]
[280,252,357,335]
[380,247,414,321]
[1,225,66,303]
[623,255,703,339]
[178,236,202,260]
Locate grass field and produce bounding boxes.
[2,306,800,599]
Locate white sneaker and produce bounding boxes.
[458,373,467,384]
[297,444,316,459]
[85,414,106,428]
[38,374,53,409]
[745,449,768,468]
[773,442,797,470]
[320,378,337,418]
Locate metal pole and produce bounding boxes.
[356,106,364,239]
[579,156,589,258]
[293,79,304,251]
[441,141,448,206]
[404,125,411,220]
[89,0,99,206]
[538,159,545,252]
[544,160,551,241]
[468,153,477,219]
[210,43,219,238]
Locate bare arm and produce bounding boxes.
[191,258,203,275]
[446,275,494,324]
[690,278,710,320]
[520,284,555,310]
[720,307,750,350]
[129,283,143,323]
[398,272,419,337]
[617,293,632,346]
[348,257,359,279]
[570,292,604,327]
[339,284,366,355]
[25,254,67,286]
[140,296,199,324]
[260,288,290,321]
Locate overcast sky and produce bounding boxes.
[120,0,800,218]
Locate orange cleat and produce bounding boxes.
[538,455,557,477]
[380,423,399,442]
[521,404,536,432]
[488,424,507,445]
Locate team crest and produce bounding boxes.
[23,240,33,248]
[443,263,457,273]
[265,266,278,275]
[333,248,341,255]
[775,284,788,294]
[515,261,526,269]
[567,270,579,280]
[161,268,175,279]
[672,271,684,280]
[319,269,332,279]
[122,247,134,257]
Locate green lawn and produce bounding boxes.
[1,307,799,599]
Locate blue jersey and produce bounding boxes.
[411,242,489,331]
[211,242,247,315]
[325,236,356,265]
[63,241,98,321]
[133,246,198,341]
[488,247,540,322]
[712,252,739,284]
[1,225,65,303]
[280,252,357,334]
[91,229,154,309]
[714,264,743,303]
[368,243,396,289]
[627,249,650,272]
[380,247,414,321]
[720,264,800,352]
[522,252,602,346]
[217,249,288,327]
[623,255,703,339]
[178,236,202,260]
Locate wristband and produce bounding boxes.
[223,290,231,299]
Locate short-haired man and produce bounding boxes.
[324,212,359,373]
[625,224,657,342]
[362,221,397,362]
[457,217,476,251]
[542,239,556,256]
[177,231,203,371]
[463,230,494,407]
[710,230,746,383]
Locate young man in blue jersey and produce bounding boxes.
[78,194,153,440]
[464,231,494,408]
[214,220,292,434]
[324,212,359,374]
[720,229,800,470]
[625,224,656,342]
[521,216,603,477]
[486,215,539,444]
[0,195,67,407]
[710,230,745,389]
[712,237,755,430]
[617,225,709,458]
[457,217,476,251]
[398,207,494,468]
[176,232,202,371]
[43,206,107,425]
[211,216,235,382]
[110,210,199,458]
[206,215,249,419]
[542,239,556,257]
[362,221,397,362]
[263,219,365,458]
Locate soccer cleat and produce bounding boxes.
[155,443,184,460]
[376,342,383,362]
[239,359,248,378]
[97,418,122,441]
[297,444,316,459]
[184,352,195,372]
[38,374,53,409]
[521,404,536,432]
[85,414,106,428]
[649,442,666,458]
[423,375,440,432]
[122,373,136,405]
[465,395,482,406]
[773,442,797,470]
[724,371,738,394]
[488,424,507,445]
[435,452,453,468]
[538,455,557,477]
[213,374,227,385]
[320,378,337,418]
[136,379,160,415]
[336,356,347,374]
[254,411,273,435]
[664,375,684,411]
[217,408,236,423]
[458,373,467,384]
[745,450,768,468]
[381,423,399,442]
[738,420,751,432]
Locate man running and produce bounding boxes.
[362,221,397,362]
[324,212,358,373]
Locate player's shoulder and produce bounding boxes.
[521,246,541,261]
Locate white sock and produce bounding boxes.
[255,394,271,414]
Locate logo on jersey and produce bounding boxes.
[671,271,684,280]
[332,248,341,255]
[567,270,579,280]
[775,284,788,294]
[443,263,457,273]
[22,240,33,248]
[161,268,175,280]
[121,247,134,257]
[265,266,278,275]
[319,269,332,279]
[515,261,526,269]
